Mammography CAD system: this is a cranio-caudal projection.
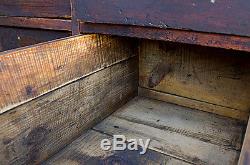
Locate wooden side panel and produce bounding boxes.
[0,58,138,165]
[0,0,71,18]
[0,34,137,112]
[239,119,250,165]
[0,27,70,52]
[44,130,189,165]
[139,40,250,119]
[76,0,250,37]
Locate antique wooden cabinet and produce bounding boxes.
[0,1,250,165]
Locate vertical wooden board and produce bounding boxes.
[139,40,250,114]
[239,119,250,165]
[45,130,190,165]
[0,0,71,18]
[0,34,137,112]
[0,27,70,52]
[0,58,138,165]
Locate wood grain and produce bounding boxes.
[0,34,137,113]
[44,130,190,165]
[139,40,250,119]
[0,58,138,165]
[94,97,242,165]
[0,0,71,18]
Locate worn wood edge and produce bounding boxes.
[0,57,138,164]
[80,22,250,53]
[138,87,248,122]
[238,118,250,165]
[0,16,72,31]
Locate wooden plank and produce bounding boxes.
[80,22,250,53]
[44,130,190,165]
[76,0,250,37]
[0,17,72,31]
[139,88,249,122]
[0,58,138,165]
[239,118,250,165]
[0,26,70,52]
[114,97,245,151]
[0,34,137,113]
[0,0,71,18]
[94,116,240,165]
[139,40,250,119]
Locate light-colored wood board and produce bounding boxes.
[94,116,240,164]
[44,130,190,165]
[238,118,250,165]
[0,34,137,112]
[139,87,249,121]
[114,97,245,151]
[0,58,138,165]
[139,40,250,116]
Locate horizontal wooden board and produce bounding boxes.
[0,34,137,112]
[44,130,190,165]
[114,97,245,151]
[0,17,72,31]
[139,40,250,119]
[76,0,250,37]
[80,22,250,53]
[0,58,138,165]
[0,26,70,52]
[0,0,71,18]
[94,97,242,164]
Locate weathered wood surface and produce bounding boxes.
[0,58,138,165]
[139,40,250,120]
[76,0,250,37]
[0,17,72,31]
[0,0,71,18]
[0,27,70,52]
[94,97,242,165]
[239,118,250,165]
[44,130,190,165]
[80,22,250,53]
[0,34,137,113]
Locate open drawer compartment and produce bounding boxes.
[0,34,250,165]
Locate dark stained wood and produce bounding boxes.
[0,34,137,113]
[76,0,250,37]
[0,57,138,165]
[139,40,250,120]
[80,22,250,52]
[239,118,250,165]
[70,0,80,35]
[0,26,70,52]
[44,130,189,165]
[0,0,71,18]
[0,17,72,31]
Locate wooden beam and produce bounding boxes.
[76,0,250,37]
[80,22,250,52]
[0,0,71,18]
[0,57,138,165]
[0,34,137,113]
[0,17,72,31]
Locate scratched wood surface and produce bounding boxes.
[139,40,250,120]
[0,34,136,113]
[239,118,250,165]
[44,130,190,165]
[94,97,243,165]
[0,0,71,18]
[0,57,138,165]
[0,26,70,52]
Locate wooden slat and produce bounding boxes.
[0,0,71,18]
[94,97,242,164]
[139,40,250,120]
[0,26,70,52]
[0,58,138,165]
[239,118,250,165]
[0,34,137,113]
[0,17,72,31]
[76,0,250,37]
[44,130,190,165]
[114,97,245,151]
[80,22,250,53]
